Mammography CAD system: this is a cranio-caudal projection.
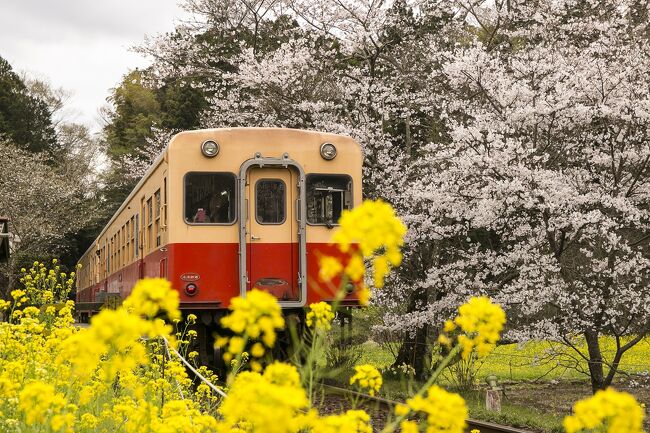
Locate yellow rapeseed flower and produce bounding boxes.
[221,289,285,348]
[400,420,419,433]
[263,361,302,387]
[312,409,373,433]
[395,403,410,417]
[357,286,371,306]
[80,413,99,429]
[18,381,67,425]
[439,296,506,360]
[406,385,467,433]
[563,388,644,433]
[123,278,180,320]
[322,199,406,303]
[319,256,343,282]
[306,302,335,331]
[0,299,10,312]
[11,290,25,301]
[332,199,406,263]
[251,342,265,358]
[219,364,308,433]
[349,364,383,396]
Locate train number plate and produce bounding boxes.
[180,273,201,282]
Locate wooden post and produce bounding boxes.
[486,388,502,412]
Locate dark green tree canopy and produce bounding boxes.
[0,56,57,154]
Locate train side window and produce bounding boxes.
[306,174,352,226]
[184,172,236,224]
[255,179,286,224]
[147,198,153,251]
[155,189,161,247]
[134,214,139,257]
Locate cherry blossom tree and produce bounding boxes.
[404,0,650,391]
[0,141,91,296]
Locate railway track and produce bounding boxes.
[321,384,533,433]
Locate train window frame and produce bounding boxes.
[254,178,287,225]
[305,173,353,227]
[183,171,237,226]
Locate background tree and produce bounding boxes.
[407,0,650,392]
[0,59,102,295]
[0,141,90,297]
[0,56,57,154]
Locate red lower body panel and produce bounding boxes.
[76,242,360,311]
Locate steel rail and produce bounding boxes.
[162,337,228,398]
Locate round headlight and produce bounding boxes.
[320,142,337,160]
[201,140,219,158]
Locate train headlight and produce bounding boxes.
[320,142,337,160]
[201,140,220,158]
[185,283,198,296]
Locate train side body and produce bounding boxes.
[76,128,363,318]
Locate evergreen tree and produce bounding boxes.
[0,56,57,154]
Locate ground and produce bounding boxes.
[339,333,650,432]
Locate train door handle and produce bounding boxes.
[251,235,261,241]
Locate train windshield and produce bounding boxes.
[184,172,236,224]
[306,174,352,226]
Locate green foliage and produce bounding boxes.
[0,56,57,154]
[104,70,208,160]
[104,70,162,160]
[440,352,481,391]
[100,70,210,217]
[325,344,364,373]
[158,81,207,131]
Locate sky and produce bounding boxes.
[0,0,191,133]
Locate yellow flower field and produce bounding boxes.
[0,200,645,433]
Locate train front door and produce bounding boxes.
[245,167,300,303]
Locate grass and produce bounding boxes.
[355,340,396,369]
[462,390,565,433]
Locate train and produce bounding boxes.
[76,128,364,332]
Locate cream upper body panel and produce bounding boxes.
[167,128,363,244]
[78,157,169,287]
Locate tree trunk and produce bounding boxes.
[393,288,429,379]
[585,330,605,393]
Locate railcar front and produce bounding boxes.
[166,128,364,324]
